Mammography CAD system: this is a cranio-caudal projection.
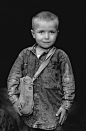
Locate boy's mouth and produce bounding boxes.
[42,41,50,43]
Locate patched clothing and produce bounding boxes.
[7,44,75,130]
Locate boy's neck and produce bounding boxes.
[36,45,51,58]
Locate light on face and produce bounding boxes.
[31,20,59,48]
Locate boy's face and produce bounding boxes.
[31,19,58,49]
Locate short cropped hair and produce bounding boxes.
[32,11,59,30]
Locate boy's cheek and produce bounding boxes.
[35,35,43,40]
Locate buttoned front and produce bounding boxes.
[7,44,75,130]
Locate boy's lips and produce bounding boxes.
[42,41,51,43]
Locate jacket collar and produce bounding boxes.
[28,43,53,55]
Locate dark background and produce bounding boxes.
[0,0,86,130]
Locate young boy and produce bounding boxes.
[7,11,75,131]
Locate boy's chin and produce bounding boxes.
[37,44,54,49]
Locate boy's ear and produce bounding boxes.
[31,29,35,38]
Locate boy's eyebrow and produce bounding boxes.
[37,28,56,31]
[37,30,56,33]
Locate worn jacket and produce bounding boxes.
[7,44,75,130]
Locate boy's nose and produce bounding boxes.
[44,32,49,39]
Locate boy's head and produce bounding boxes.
[31,11,59,49]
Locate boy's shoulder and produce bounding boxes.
[22,46,33,53]
[19,46,34,56]
[55,48,68,57]
[54,48,70,62]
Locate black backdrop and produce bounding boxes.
[0,0,86,130]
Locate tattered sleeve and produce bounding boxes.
[60,51,75,110]
[7,50,24,104]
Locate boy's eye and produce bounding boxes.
[49,31,55,34]
[38,31,44,34]
[38,30,56,34]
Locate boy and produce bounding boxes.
[7,11,75,131]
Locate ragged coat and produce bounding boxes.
[7,44,75,130]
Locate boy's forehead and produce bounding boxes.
[34,19,57,30]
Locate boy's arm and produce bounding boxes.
[7,50,24,104]
[60,51,75,111]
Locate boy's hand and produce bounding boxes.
[13,101,22,116]
[56,107,67,125]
